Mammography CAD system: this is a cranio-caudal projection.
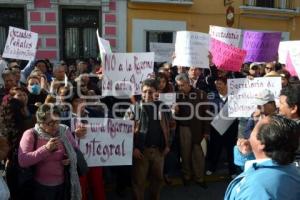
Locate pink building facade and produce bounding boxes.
[0,0,127,62]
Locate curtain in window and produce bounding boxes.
[0,27,6,53]
[65,28,79,59]
[83,28,97,58]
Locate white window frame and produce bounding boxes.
[130,0,193,5]
[132,19,186,52]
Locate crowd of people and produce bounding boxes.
[0,52,300,200]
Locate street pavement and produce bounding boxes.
[106,172,231,200]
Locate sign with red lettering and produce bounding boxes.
[209,25,242,47]
[102,52,154,96]
[228,77,281,117]
[2,26,38,61]
[73,118,134,167]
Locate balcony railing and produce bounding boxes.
[130,0,193,4]
[243,0,295,10]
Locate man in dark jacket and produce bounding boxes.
[175,73,210,187]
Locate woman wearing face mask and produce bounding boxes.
[26,75,48,114]
[18,104,81,200]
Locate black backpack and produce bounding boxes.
[16,129,38,199]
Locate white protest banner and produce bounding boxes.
[228,77,282,117]
[209,25,242,47]
[2,26,38,61]
[211,103,236,135]
[173,31,210,68]
[102,52,154,96]
[73,118,134,167]
[278,41,300,77]
[149,42,175,63]
[96,29,112,54]
[159,93,176,105]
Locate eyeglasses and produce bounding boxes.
[44,120,60,126]
[265,67,272,70]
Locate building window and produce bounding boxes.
[0,7,25,53]
[146,31,173,52]
[256,0,274,8]
[131,0,193,4]
[62,9,100,61]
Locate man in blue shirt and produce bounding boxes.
[225,115,300,200]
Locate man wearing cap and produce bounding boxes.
[248,62,261,77]
[243,89,277,139]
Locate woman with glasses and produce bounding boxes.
[18,104,81,200]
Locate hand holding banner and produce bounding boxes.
[2,26,38,61]
[210,38,246,72]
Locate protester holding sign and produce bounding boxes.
[207,76,238,178]
[70,92,106,200]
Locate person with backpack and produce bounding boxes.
[18,104,81,200]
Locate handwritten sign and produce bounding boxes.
[149,42,174,63]
[102,52,154,96]
[211,103,236,135]
[242,31,281,62]
[96,29,112,54]
[73,118,134,167]
[173,31,210,68]
[2,26,38,61]
[278,41,300,77]
[209,25,242,47]
[228,77,282,117]
[159,93,176,105]
[210,38,246,72]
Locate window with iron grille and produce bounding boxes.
[0,7,25,54]
[255,0,275,8]
[146,31,173,52]
[61,9,100,62]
